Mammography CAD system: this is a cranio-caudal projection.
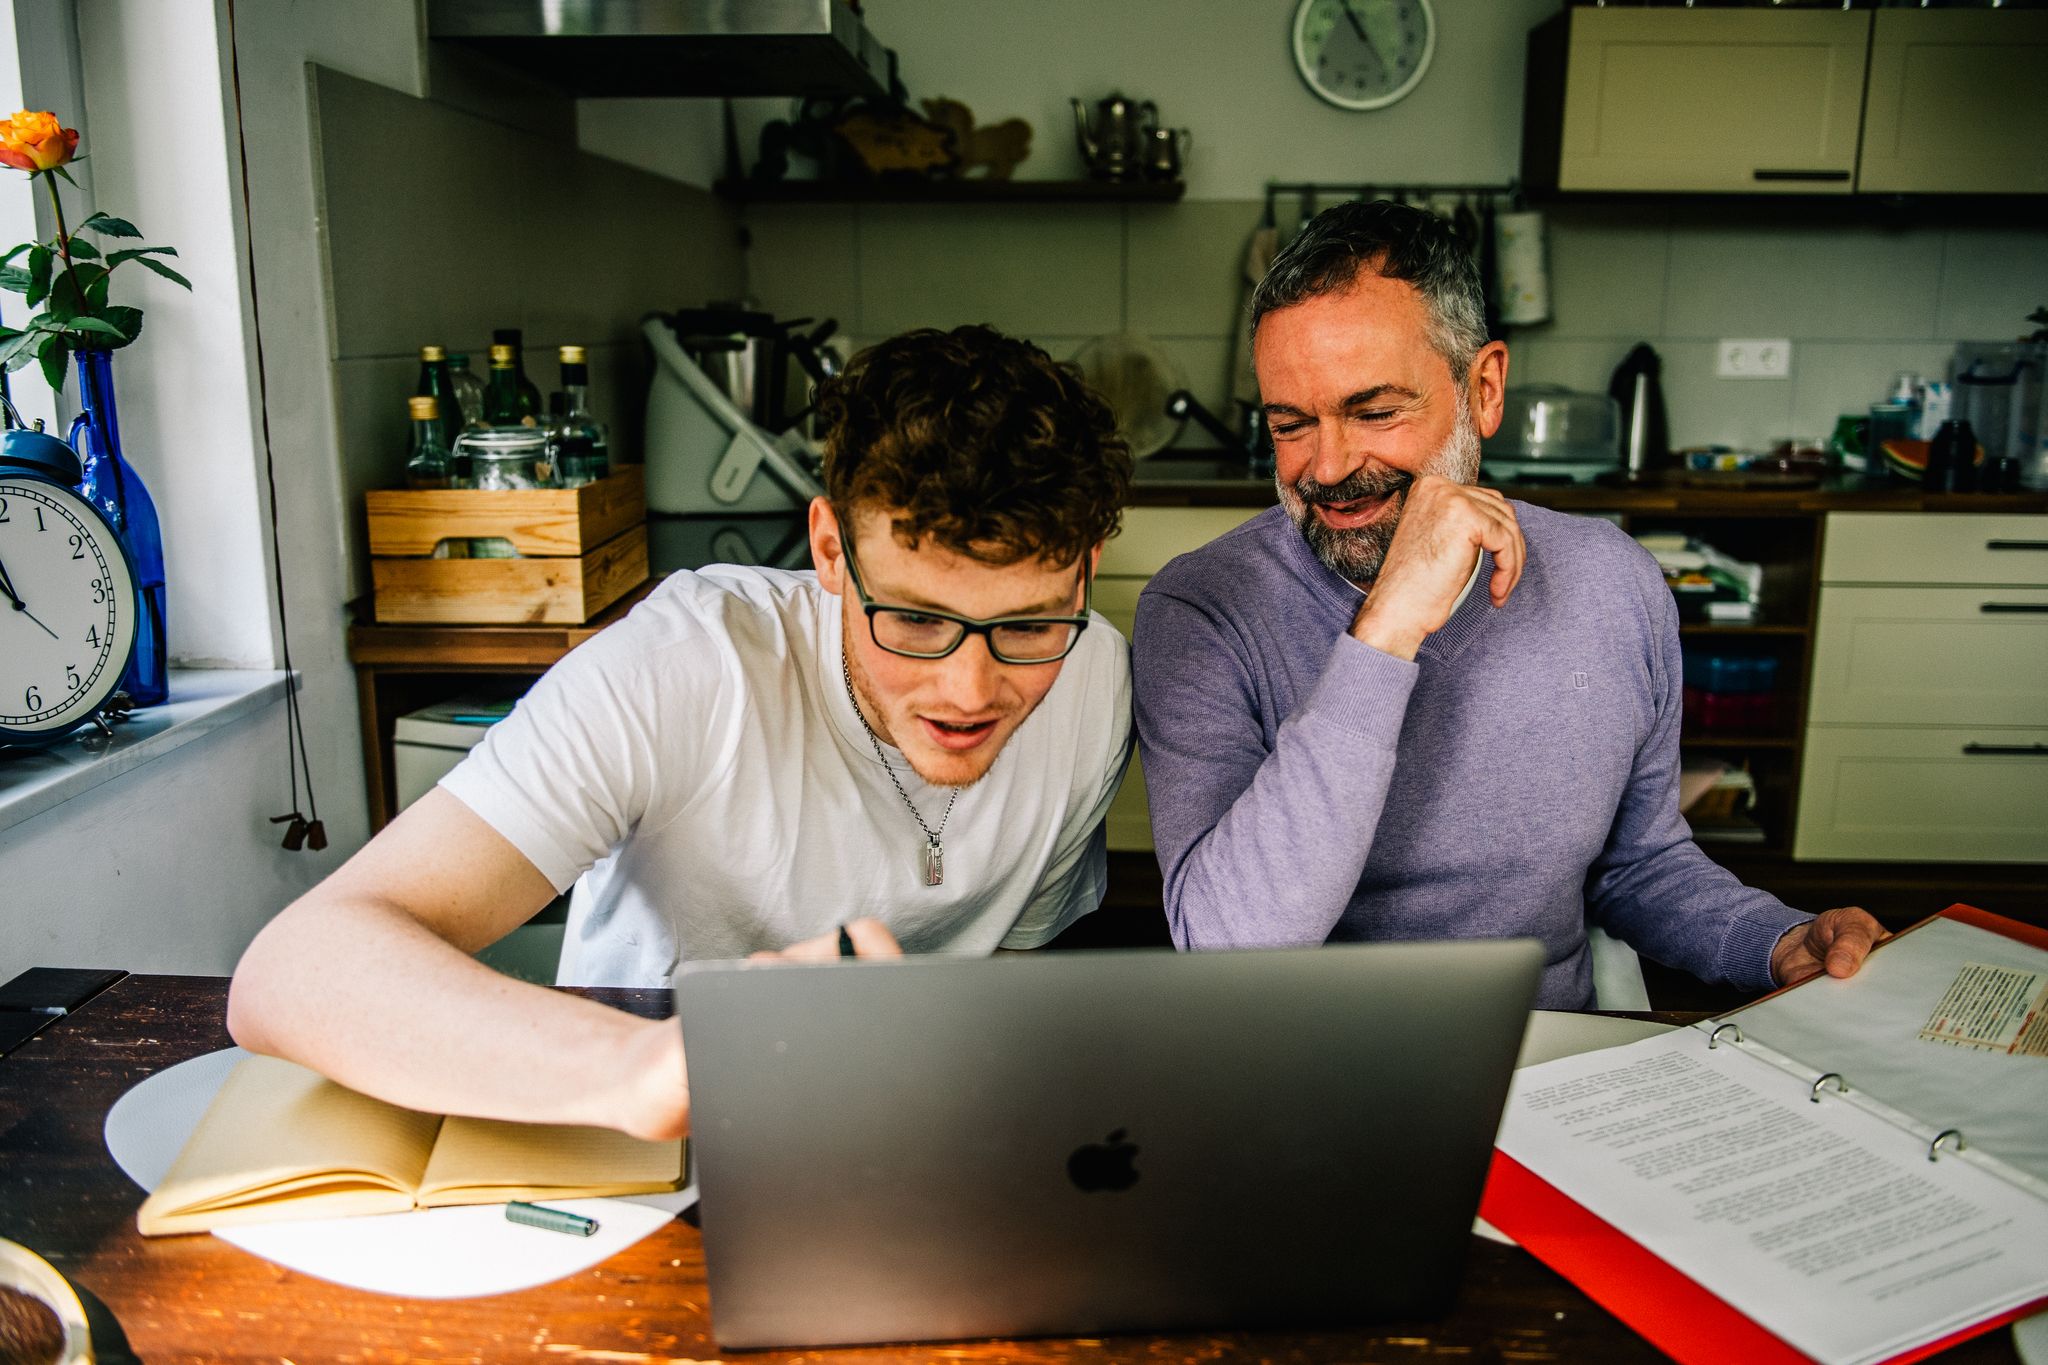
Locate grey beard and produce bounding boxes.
[1278,402,1481,585]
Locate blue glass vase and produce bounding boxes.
[70,346,168,706]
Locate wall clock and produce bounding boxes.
[0,427,138,746]
[1292,0,1437,112]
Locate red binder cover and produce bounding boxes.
[1479,905,2048,1365]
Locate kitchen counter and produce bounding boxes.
[1131,457,2048,513]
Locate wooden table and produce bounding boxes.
[0,977,2022,1364]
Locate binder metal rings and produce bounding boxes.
[1707,1023,1743,1049]
[1928,1129,1967,1163]
[1810,1072,1848,1103]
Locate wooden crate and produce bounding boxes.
[367,467,649,625]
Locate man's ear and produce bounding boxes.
[809,497,845,594]
[1471,340,1510,441]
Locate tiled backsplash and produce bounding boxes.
[743,198,2048,454]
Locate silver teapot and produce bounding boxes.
[1072,92,1157,181]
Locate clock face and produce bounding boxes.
[0,477,138,739]
[1293,0,1436,112]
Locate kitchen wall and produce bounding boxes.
[733,0,2048,452]
[316,67,745,593]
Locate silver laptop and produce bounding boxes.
[674,939,1542,1350]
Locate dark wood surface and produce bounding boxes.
[0,976,2023,1364]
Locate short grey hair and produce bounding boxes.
[1249,200,1488,383]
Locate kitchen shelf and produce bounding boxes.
[715,178,1186,205]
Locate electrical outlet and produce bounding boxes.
[1716,339,1792,379]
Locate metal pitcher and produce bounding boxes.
[1071,92,1156,181]
[1143,126,1190,182]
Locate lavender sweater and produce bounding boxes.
[1132,502,1811,1008]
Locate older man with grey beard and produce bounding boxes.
[1131,200,1884,1008]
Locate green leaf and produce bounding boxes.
[99,305,142,347]
[106,245,176,261]
[49,165,78,191]
[65,237,99,260]
[130,254,190,290]
[81,264,109,311]
[0,329,40,370]
[37,334,68,391]
[25,245,51,308]
[0,266,29,294]
[0,243,30,267]
[65,315,128,342]
[77,211,140,238]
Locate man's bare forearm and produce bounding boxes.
[228,891,679,1138]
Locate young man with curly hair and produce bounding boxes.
[229,326,1135,1141]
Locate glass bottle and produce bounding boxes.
[70,348,167,707]
[493,327,543,422]
[405,396,452,489]
[481,344,534,428]
[550,344,610,487]
[446,351,484,431]
[414,345,463,451]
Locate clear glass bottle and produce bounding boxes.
[459,426,552,491]
[494,327,543,422]
[445,351,485,431]
[549,344,610,487]
[405,395,452,489]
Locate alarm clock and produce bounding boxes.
[0,424,138,747]
[1292,0,1436,112]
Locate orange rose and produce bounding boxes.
[0,110,78,173]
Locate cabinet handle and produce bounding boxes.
[1752,169,1850,183]
[1986,540,2048,552]
[1981,603,2048,614]
[1962,743,2048,757]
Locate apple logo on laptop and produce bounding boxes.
[1067,1129,1140,1192]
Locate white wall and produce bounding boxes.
[74,0,274,668]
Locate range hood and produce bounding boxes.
[427,0,893,99]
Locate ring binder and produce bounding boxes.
[1809,1072,1847,1103]
[1707,1023,1743,1049]
[1928,1129,1967,1163]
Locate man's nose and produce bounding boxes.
[1310,416,1373,487]
[932,633,1005,714]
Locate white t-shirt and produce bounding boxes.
[440,565,1134,986]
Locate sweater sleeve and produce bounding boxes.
[1583,546,1811,991]
[1133,584,1419,949]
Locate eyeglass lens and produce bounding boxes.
[872,611,1080,662]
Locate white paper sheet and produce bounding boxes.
[1497,1030,2048,1365]
[104,1047,696,1298]
[1471,1010,1677,1246]
[1726,917,2048,1192]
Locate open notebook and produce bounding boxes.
[137,1055,684,1236]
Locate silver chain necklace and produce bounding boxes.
[842,653,959,887]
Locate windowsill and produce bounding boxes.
[0,668,291,837]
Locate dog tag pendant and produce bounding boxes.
[924,835,944,887]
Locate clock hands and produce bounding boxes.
[0,553,61,642]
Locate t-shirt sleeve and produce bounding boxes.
[439,606,703,894]
[996,619,1136,949]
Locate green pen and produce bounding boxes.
[506,1201,599,1237]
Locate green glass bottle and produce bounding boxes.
[482,344,534,427]
[414,345,463,450]
[494,327,543,422]
[404,396,452,489]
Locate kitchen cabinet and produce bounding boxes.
[1523,7,2048,197]
[1526,9,1870,195]
[1797,512,2048,862]
[1858,11,2048,196]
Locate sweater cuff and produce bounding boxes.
[1722,905,1816,993]
[1299,633,1420,746]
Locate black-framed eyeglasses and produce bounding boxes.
[840,539,1092,664]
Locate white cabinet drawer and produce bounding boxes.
[1809,586,2048,726]
[1794,725,2048,862]
[1822,512,2048,586]
[1101,506,1264,578]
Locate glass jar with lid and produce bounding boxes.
[455,426,554,490]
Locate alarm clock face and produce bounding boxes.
[0,476,138,740]
[1293,0,1436,112]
